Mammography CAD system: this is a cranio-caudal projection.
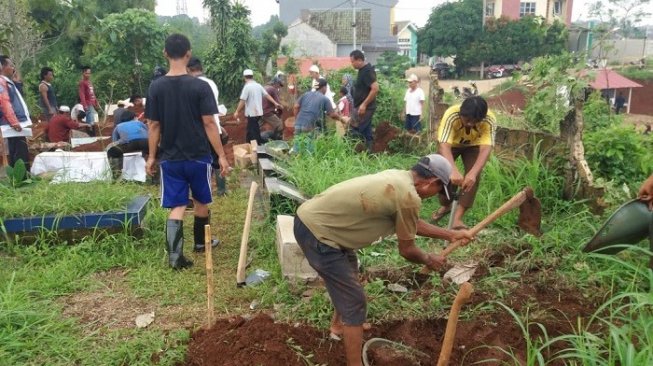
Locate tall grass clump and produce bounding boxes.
[284,133,416,196]
[0,181,144,218]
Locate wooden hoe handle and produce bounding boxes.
[437,282,474,366]
[236,181,259,286]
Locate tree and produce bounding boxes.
[158,14,215,59]
[375,51,412,78]
[0,0,43,69]
[82,9,166,100]
[417,0,482,69]
[253,16,288,77]
[588,0,651,38]
[463,17,567,66]
[204,1,255,103]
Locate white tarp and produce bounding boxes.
[30,151,146,183]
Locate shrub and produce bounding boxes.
[584,125,653,185]
[582,91,620,132]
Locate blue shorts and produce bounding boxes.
[405,114,422,131]
[160,157,213,208]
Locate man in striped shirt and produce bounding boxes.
[432,96,496,229]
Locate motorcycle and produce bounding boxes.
[451,86,461,99]
[462,82,478,99]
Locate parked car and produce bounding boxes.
[432,62,453,79]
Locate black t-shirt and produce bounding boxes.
[353,63,377,109]
[145,75,218,161]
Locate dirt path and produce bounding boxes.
[405,66,510,95]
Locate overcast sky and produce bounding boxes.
[155,0,652,27]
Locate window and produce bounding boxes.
[519,2,536,17]
[553,0,562,15]
[485,1,495,17]
[398,38,411,43]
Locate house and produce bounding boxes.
[393,21,419,64]
[484,0,573,26]
[278,0,399,64]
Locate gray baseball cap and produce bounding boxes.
[418,154,452,199]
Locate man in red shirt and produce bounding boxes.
[46,106,90,143]
[78,66,100,125]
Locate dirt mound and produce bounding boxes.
[372,121,400,153]
[182,313,346,366]
[487,89,527,113]
[181,257,599,366]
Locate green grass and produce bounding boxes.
[1,133,652,364]
[0,181,144,218]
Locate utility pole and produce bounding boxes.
[352,0,357,51]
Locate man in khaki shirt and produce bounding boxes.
[294,154,474,366]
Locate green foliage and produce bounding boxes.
[583,91,621,132]
[252,16,288,76]
[417,0,482,69]
[463,17,568,66]
[523,53,589,133]
[375,51,412,78]
[0,181,143,218]
[158,14,215,60]
[282,56,299,75]
[204,1,255,103]
[374,76,407,127]
[1,160,33,189]
[584,125,653,185]
[618,64,653,80]
[82,9,166,100]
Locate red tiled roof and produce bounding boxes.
[277,57,352,76]
[588,69,643,90]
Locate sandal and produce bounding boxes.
[431,206,451,223]
[329,322,372,341]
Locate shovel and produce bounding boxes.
[422,187,542,273]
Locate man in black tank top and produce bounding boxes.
[38,67,57,121]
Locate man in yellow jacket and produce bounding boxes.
[432,96,496,229]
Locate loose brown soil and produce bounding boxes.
[372,121,400,153]
[487,89,528,114]
[181,247,601,366]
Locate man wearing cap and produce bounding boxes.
[432,96,496,229]
[294,154,473,366]
[308,65,335,109]
[349,50,378,151]
[403,73,425,133]
[260,77,285,141]
[234,69,282,144]
[46,105,91,143]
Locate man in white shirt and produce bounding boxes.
[234,69,282,144]
[187,57,229,197]
[403,73,425,133]
[309,64,336,109]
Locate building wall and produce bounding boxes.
[279,0,398,52]
[280,21,338,58]
[492,0,572,25]
[397,27,417,64]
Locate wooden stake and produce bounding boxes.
[204,224,214,328]
[236,181,258,286]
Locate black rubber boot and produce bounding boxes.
[108,157,123,181]
[193,214,220,252]
[216,170,227,196]
[166,219,193,269]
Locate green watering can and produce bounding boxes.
[583,199,653,267]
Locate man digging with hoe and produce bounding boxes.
[294,154,474,366]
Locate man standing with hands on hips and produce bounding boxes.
[145,34,230,270]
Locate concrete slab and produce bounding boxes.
[276,215,318,282]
